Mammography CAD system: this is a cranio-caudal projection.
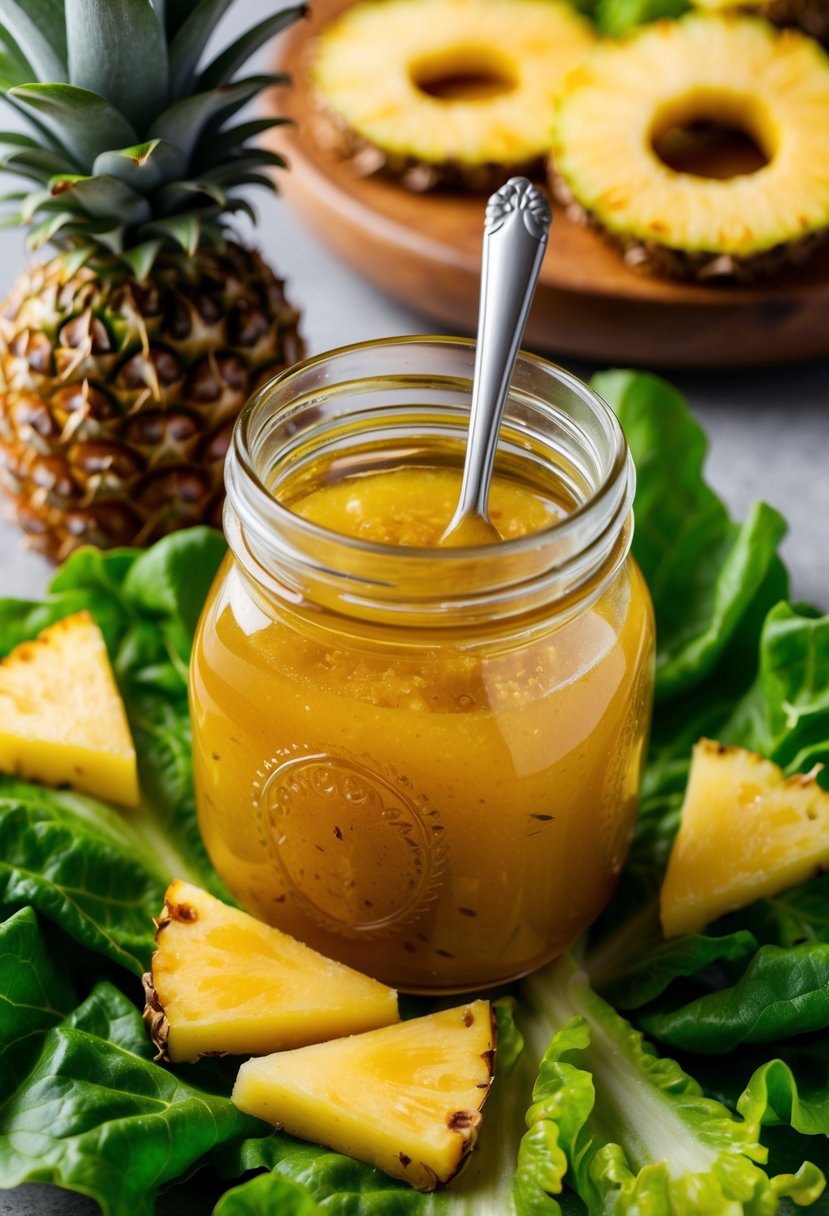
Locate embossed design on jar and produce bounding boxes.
[253,753,446,936]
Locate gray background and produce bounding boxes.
[1,1,828,1213]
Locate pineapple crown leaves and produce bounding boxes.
[0,0,307,274]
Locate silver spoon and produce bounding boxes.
[441,176,552,547]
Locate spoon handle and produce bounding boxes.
[453,177,552,522]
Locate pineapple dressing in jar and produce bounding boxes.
[190,338,654,992]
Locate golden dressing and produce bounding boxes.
[191,465,654,991]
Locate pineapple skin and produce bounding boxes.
[661,738,829,936]
[0,610,138,805]
[751,0,829,39]
[0,242,304,561]
[144,880,399,1063]
[691,0,829,42]
[232,1000,495,1191]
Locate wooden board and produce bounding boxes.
[266,0,829,368]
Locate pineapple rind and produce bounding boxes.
[147,880,399,1063]
[311,0,594,189]
[661,738,829,936]
[232,1000,495,1191]
[0,2,307,556]
[552,13,829,278]
[0,610,138,806]
[691,0,829,42]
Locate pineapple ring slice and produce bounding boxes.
[552,13,829,278]
[311,0,595,189]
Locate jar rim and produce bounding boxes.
[224,335,635,628]
[231,334,629,560]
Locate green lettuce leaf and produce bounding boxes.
[217,1138,445,1216]
[0,981,270,1216]
[661,1042,829,1216]
[514,957,824,1215]
[740,1057,829,1139]
[639,944,829,1053]
[594,0,690,35]
[0,784,165,975]
[591,369,788,702]
[0,549,134,655]
[715,874,829,950]
[0,529,230,968]
[213,1173,324,1216]
[593,928,759,1009]
[120,526,228,640]
[568,0,690,34]
[721,603,829,775]
[0,907,76,1092]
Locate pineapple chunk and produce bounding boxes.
[661,738,829,937]
[0,610,137,806]
[144,880,399,1062]
[232,1000,495,1191]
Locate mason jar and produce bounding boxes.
[190,337,654,993]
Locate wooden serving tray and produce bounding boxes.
[267,0,829,368]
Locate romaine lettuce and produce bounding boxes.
[639,945,829,1053]
[514,959,823,1216]
[1,370,828,1216]
[0,907,76,1092]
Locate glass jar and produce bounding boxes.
[190,337,654,993]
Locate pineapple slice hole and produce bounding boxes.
[649,88,774,179]
[409,47,518,102]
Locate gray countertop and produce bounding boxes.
[1,3,828,1214]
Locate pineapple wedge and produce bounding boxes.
[661,738,829,937]
[144,880,399,1063]
[232,1000,495,1191]
[0,610,138,806]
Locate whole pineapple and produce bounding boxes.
[0,0,306,560]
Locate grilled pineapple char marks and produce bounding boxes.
[311,0,594,191]
[144,880,399,1063]
[232,1000,496,1190]
[0,0,307,557]
[552,13,829,280]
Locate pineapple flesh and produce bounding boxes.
[232,1000,495,1191]
[552,13,829,279]
[144,880,399,1063]
[661,738,829,937]
[0,610,137,805]
[0,0,306,560]
[311,0,594,190]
